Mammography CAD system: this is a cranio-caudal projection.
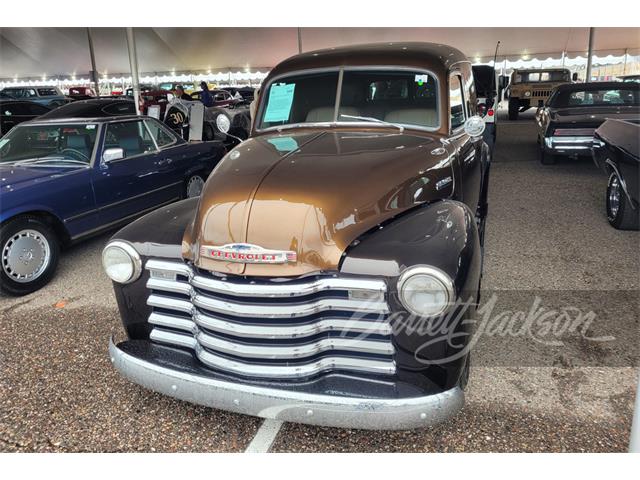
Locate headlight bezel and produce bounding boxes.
[397,265,455,317]
[102,240,142,284]
[216,113,231,133]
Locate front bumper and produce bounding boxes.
[544,135,594,154]
[109,337,464,430]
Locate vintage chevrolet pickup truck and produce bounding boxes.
[104,42,491,430]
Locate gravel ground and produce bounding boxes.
[1,108,638,452]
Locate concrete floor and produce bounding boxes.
[1,108,638,452]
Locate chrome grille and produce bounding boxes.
[144,259,396,379]
[533,89,552,97]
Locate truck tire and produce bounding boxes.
[539,143,557,165]
[508,98,519,120]
[607,172,639,230]
[0,215,60,296]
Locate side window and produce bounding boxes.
[144,119,177,148]
[450,75,466,130]
[104,120,155,158]
[102,102,136,116]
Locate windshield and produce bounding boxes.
[513,70,570,83]
[551,88,640,107]
[0,123,98,165]
[258,69,439,131]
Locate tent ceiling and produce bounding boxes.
[1,27,639,78]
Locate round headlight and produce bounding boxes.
[102,241,141,284]
[216,113,231,133]
[397,266,454,317]
[524,91,532,97]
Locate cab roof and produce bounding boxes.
[267,42,469,80]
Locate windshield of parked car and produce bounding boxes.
[257,69,439,130]
[513,70,570,83]
[551,87,640,107]
[0,123,98,165]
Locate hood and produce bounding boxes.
[551,105,640,126]
[183,129,454,276]
[0,163,79,192]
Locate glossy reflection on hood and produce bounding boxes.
[184,129,454,276]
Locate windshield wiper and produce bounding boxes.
[11,157,89,167]
[339,114,405,133]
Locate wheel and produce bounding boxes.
[539,143,557,165]
[508,98,519,120]
[606,172,639,230]
[184,173,205,199]
[1,216,60,296]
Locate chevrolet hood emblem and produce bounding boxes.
[200,243,297,264]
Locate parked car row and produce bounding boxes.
[533,81,639,230]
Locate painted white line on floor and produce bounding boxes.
[244,419,285,453]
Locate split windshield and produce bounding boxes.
[0,123,98,165]
[258,69,439,130]
[513,71,570,83]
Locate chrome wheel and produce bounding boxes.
[2,229,51,283]
[608,174,621,219]
[186,175,205,198]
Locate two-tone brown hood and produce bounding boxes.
[183,129,454,276]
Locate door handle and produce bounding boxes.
[158,158,173,166]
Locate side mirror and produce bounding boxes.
[463,116,485,138]
[572,72,578,82]
[103,147,124,163]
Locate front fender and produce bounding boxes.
[108,198,198,339]
[340,200,482,389]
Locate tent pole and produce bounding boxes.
[125,27,141,116]
[86,28,100,95]
[585,27,595,82]
[623,48,628,75]
[297,27,302,54]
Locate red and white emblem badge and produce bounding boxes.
[200,243,297,264]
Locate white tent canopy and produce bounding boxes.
[1,27,639,79]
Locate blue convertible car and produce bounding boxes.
[0,115,226,295]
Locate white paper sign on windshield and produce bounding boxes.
[264,83,296,123]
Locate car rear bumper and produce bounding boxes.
[544,135,594,154]
[109,337,465,430]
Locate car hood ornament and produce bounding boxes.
[200,243,297,264]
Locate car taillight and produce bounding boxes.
[554,128,595,136]
[487,109,494,117]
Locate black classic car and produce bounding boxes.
[1,99,51,136]
[104,42,491,430]
[592,118,639,230]
[0,115,226,295]
[535,81,640,164]
[38,98,137,119]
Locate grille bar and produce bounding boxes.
[149,310,392,338]
[196,330,394,359]
[147,258,387,298]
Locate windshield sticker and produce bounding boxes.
[268,136,299,152]
[264,83,296,123]
[86,124,96,130]
[414,74,430,86]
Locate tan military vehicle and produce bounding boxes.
[507,68,573,120]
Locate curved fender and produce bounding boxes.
[341,200,482,389]
[108,198,198,339]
